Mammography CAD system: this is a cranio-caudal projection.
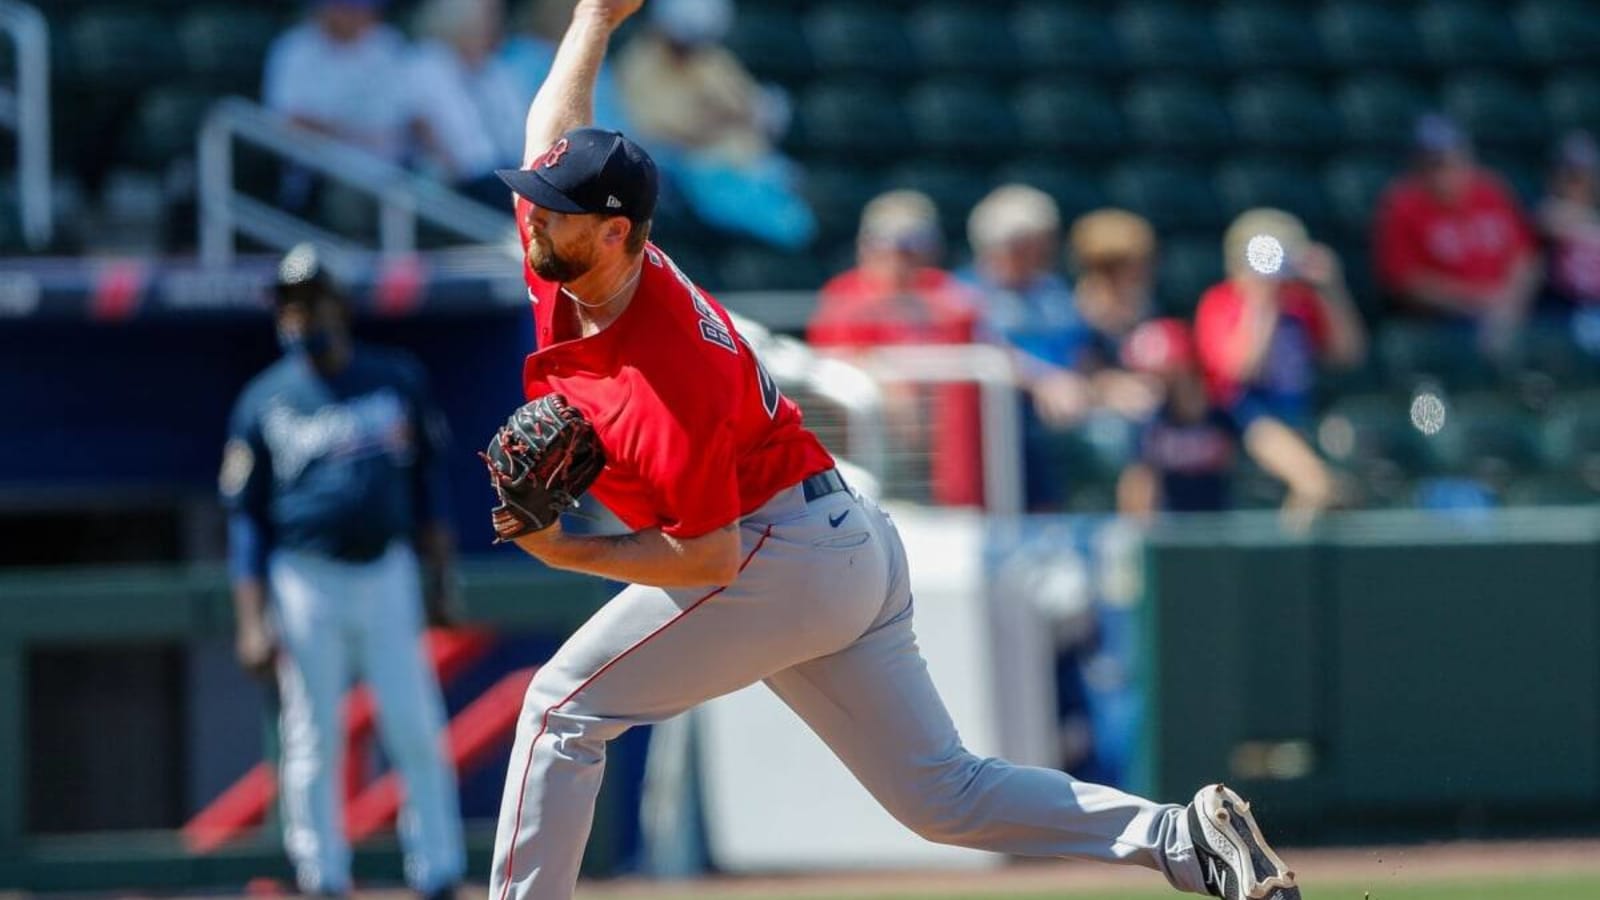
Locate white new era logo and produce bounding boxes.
[606,195,622,209]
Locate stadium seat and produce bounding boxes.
[1154,232,1224,316]
[793,82,910,162]
[1228,79,1340,156]
[1515,0,1600,67]
[178,7,282,92]
[1415,0,1524,70]
[907,81,1020,157]
[1502,472,1600,507]
[1109,161,1223,232]
[718,244,828,293]
[725,6,812,86]
[1123,79,1232,153]
[1323,155,1401,234]
[1214,159,1330,230]
[910,4,1020,77]
[1540,391,1600,473]
[1214,1,1325,71]
[1317,393,1431,499]
[1377,322,1497,392]
[124,87,220,169]
[1441,72,1548,150]
[992,161,1110,223]
[1544,74,1600,139]
[1010,2,1121,75]
[66,7,182,90]
[1333,74,1434,149]
[1113,2,1221,73]
[802,164,886,247]
[1426,392,1541,484]
[883,160,993,246]
[1318,2,1422,70]
[806,5,916,80]
[1013,80,1126,156]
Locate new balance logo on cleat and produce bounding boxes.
[1188,784,1301,900]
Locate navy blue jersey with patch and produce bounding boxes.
[1137,405,1241,513]
[221,345,450,565]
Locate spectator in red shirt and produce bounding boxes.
[808,190,983,506]
[1374,114,1543,353]
[1538,131,1600,323]
[1195,209,1367,428]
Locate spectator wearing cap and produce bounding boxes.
[1068,208,1162,417]
[408,0,527,208]
[808,191,983,506]
[1374,114,1542,353]
[1117,319,1334,525]
[616,0,815,249]
[501,1,633,134]
[1195,209,1367,430]
[1538,131,1600,332]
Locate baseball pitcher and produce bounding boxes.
[480,4,1303,900]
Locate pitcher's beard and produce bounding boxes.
[528,237,593,283]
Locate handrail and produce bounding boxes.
[198,97,518,269]
[0,1,51,250]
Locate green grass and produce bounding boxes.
[614,873,1600,900]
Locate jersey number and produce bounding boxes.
[740,336,783,419]
[652,248,783,418]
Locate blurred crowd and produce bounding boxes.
[807,114,1600,520]
[264,0,1600,520]
[265,0,812,245]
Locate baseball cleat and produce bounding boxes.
[1188,784,1300,900]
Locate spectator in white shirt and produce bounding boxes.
[408,0,527,207]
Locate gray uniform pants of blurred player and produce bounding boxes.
[270,542,466,894]
[487,483,1207,900]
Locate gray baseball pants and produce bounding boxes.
[487,481,1206,900]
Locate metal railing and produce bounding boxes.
[197,97,517,271]
[0,0,50,250]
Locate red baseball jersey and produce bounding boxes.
[516,199,835,538]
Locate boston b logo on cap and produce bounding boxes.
[498,128,659,222]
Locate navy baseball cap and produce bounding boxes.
[497,128,658,221]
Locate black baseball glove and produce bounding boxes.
[479,394,606,542]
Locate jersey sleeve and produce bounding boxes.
[220,387,274,582]
[1374,186,1424,293]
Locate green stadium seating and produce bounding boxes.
[178,7,283,93]
[992,161,1110,222]
[1215,1,1326,71]
[802,164,886,247]
[1317,393,1432,489]
[66,7,182,90]
[883,160,993,245]
[1334,74,1434,149]
[806,5,916,80]
[124,87,220,168]
[1415,0,1525,70]
[1318,2,1423,69]
[793,82,909,162]
[1441,72,1549,149]
[1544,73,1600,138]
[1323,155,1402,233]
[718,244,828,293]
[1214,159,1331,230]
[907,80,1020,157]
[1114,1,1221,73]
[1013,80,1126,156]
[1426,392,1542,483]
[725,6,812,86]
[1124,79,1232,153]
[910,4,1020,77]
[1109,161,1223,232]
[1538,390,1600,470]
[1502,472,1600,507]
[1515,0,1600,66]
[1010,2,1121,75]
[1153,232,1224,315]
[1229,78,1340,155]
[1377,322,1498,392]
